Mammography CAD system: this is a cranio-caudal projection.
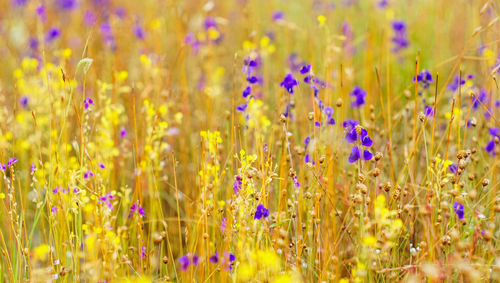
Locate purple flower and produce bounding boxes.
[391,20,409,53]
[472,90,488,110]
[485,140,496,155]
[209,251,219,263]
[348,146,361,163]
[51,206,58,214]
[489,127,500,138]
[178,255,190,271]
[448,75,466,92]
[132,25,146,40]
[52,186,59,194]
[6,157,18,167]
[98,162,106,169]
[363,150,373,161]
[448,164,458,174]
[280,73,299,94]
[233,176,242,194]
[141,246,146,258]
[343,119,359,129]
[349,86,367,108]
[242,86,252,98]
[236,104,248,112]
[84,170,94,179]
[254,204,270,220]
[83,10,97,26]
[453,202,464,220]
[46,27,61,43]
[19,96,28,107]
[293,176,300,187]
[192,254,199,265]
[424,106,434,117]
[413,70,434,89]
[272,11,284,21]
[36,5,47,22]
[247,76,259,84]
[56,0,77,11]
[300,64,311,74]
[129,202,145,217]
[120,127,128,138]
[345,129,358,143]
[84,97,94,110]
[12,0,29,7]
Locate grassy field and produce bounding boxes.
[0,0,499,282]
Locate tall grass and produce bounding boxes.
[0,0,499,282]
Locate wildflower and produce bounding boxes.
[233,176,242,194]
[254,204,270,220]
[178,255,190,271]
[83,10,97,26]
[56,0,77,11]
[472,90,488,110]
[413,70,434,89]
[132,25,146,40]
[236,104,248,112]
[129,202,145,217]
[349,86,367,108]
[141,246,146,258]
[280,73,299,94]
[360,129,373,147]
[51,206,58,214]
[448,75,466,92]
[192,254,200,265]
[363,150,373,161]
[247,76,259,84]
[348,146,361,163]
[293,176,300,187]
[99,193,114,210]
[299,64,311,74]
[448,163,458,174]
[391,20,409,53]
[485,128,499,155]
[19,96,28,107]
[242,86,252,98]
[424,105,434,117]
[84,97,94,110]
[453,202,464,220]
[209,251,219,263]
[98,162,106,169]
[46,27,61,43]
[83,170,94,179]
[272,11,284,22]
[345,129,357,143]
[120,127,128,138]
[6,157,18,167]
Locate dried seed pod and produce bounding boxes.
[482,178,490,187]
[374,152,383,161]
[336,98,342,107]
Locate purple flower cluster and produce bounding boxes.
[99,193,115,210]
[343,121,373,163]
[485,127,499,155]
[237,58,261,113]
[178,253,200,271]
[129,202,145,217]
[413,70,434,89]
[209,251,236,270]
[254,204,270,220]
[349,86,367,108]
[84,97,94,110]
[233,176,242,194]
[391,20,409,53]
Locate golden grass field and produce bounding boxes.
[0,0,499,282]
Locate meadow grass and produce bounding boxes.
[0,0,499,282]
